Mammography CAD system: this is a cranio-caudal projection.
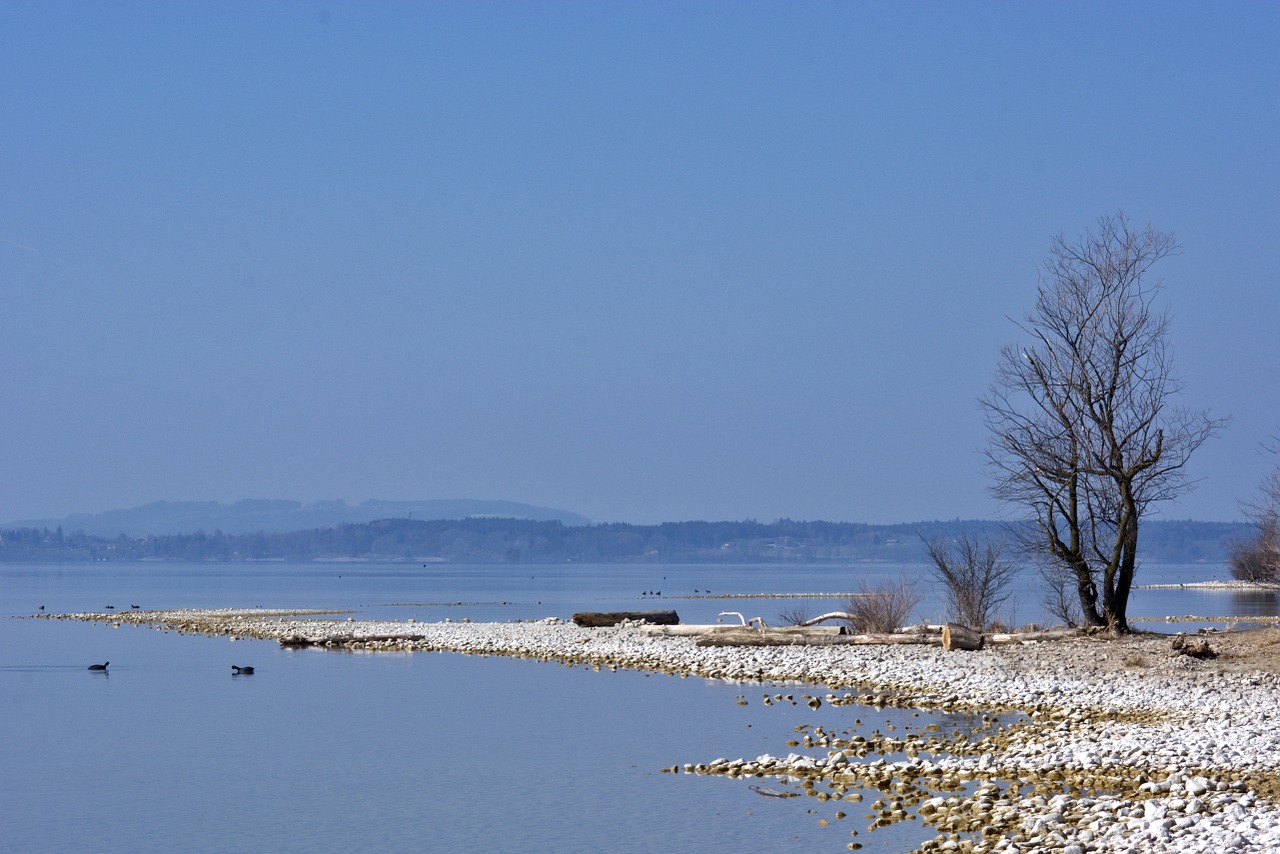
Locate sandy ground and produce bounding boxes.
[1083,626,1280,676]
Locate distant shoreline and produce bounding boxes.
[1136,580,1280,590]
[0,517,1247,565]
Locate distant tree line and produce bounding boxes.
[0,516,1247,565]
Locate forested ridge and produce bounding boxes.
[0,517,1246,564]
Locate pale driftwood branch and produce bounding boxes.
[797,611,855,627]
[718,611,767,628]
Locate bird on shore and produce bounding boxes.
[88,662,109,671]
[231,665,255,675]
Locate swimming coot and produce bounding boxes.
[231,665,255,675]
[87,662,109,671]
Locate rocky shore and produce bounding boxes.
[40,608,1280,853]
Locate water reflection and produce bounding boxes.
[1231,589,1279,617]
[686,694,1024,852]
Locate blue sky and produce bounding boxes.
[2,1,1277,525]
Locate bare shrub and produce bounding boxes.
[1233,444,1280,583]
[1229,517,1279,583]
[923,534,1020,630]
[844,577,919,634]
[776,602,813,627]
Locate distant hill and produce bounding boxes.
[3,498,592,537]
[0,515,1250,565]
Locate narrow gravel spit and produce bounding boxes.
[39,608,1280,853]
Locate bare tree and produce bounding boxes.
[982,213,1226,632]
[923,534,1019,630]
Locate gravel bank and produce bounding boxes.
[40,609,1280,853]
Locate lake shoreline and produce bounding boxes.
[38,608,1280,853]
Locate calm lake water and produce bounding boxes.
[0,560,1256,854]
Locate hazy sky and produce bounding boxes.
[2,2,1277,525]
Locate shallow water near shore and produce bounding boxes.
[0,560,1258,853]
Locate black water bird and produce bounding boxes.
[88,662,109,671]
[231,665,255,675]
[105,605,115,610]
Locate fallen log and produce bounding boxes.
[797,612,855,627]
[833,633,937,645]
[695,627,846,647]
[278,634,424,647]
[640,623,854,638]
[637,624,728,637]
[694,627,936,647]
[987,628,1081,645]
[797,615,949,636]
[941,623,984,651]
[571,609,679,627]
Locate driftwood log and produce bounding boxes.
[988,628,1080,644]
[941,623,985,651]
[642,620,1078,648]
[694,627,938,647]
[695,627,846,647]
[831,632,936,645]
[571,610,679,627]
[637,624,735,637]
